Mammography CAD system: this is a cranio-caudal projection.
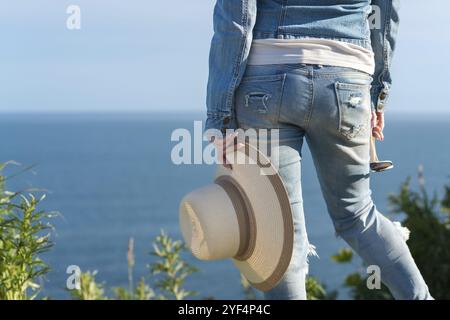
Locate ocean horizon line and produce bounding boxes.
[0,110,449,122]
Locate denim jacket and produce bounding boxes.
[205,0,400,133]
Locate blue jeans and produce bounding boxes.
[234,63,433,300]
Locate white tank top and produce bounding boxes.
[247,38,375,75]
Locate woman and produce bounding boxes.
[204,0,433,300]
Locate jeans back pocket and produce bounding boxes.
[334,82,371,140]
[235,73,286,129]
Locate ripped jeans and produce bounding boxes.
[234,63,433,300]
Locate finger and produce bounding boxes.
[213,137,225,147]
[232,142,245,152]
[372,128,382,141]
[375,115,384,140]
[372,126,382,135]
[213,132,241,169]
[213,131,236,148]
[371,111,377,129]
[224,132,239,147]
[372,132,381,141]
[375,129,384,141]
[376,112,385,130]
[226,132,246,153]
[379,113,385,131]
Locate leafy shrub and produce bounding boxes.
[72,231,198,300]
[149,230,199,300]
[70,271,107,300]
[0,162,55,300]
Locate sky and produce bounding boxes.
[0,0,449,114]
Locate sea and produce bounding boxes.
[1,112,449,299]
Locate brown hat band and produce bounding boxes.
[215,175,257,261]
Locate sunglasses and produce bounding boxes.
[370,135,394,173]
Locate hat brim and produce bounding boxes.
[215,144,294,292]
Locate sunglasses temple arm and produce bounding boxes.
[370,134,379,163]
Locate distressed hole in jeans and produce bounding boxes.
[304,244,319,276]
[393,221,411,241]
[348,94,363,108]
[335,81,371,140]
[344,94,365,137]
[245,92,272,114]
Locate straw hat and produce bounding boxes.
[179,144,294,291]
